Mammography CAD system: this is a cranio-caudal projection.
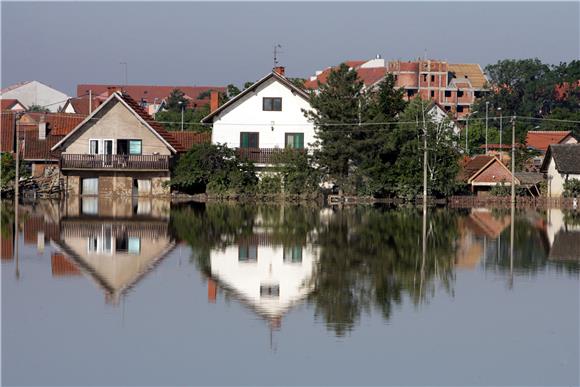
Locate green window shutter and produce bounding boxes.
[296,133,304,149]
[241,133,249,148]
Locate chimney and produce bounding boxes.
[107,86,122,96]
[38,115,47,140]
[273,66,285,76]
[210,90,219,113]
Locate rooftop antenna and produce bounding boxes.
[273,44,282,67]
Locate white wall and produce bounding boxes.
[210,243,318,317]
[1,81,70,112]
[211,77,315,150]
[547,157,580,197]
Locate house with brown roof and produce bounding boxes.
[51,90,185,197]
[76,84,226,116]
[540,144,580,197]
[460,155,542,196]
[1,98,26,112]
[526,131,577,153]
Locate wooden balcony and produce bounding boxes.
[60,154,170,171]
[236,148,306,164]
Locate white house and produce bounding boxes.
[201,67,315,166]
[1,81,70,112]
[428,102,460,136]
[540,144,580,197]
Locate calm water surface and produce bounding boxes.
[2,198,579,386]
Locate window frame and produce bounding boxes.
[285,133,305,149]
[263,97,282,111]
[240,132,259,148]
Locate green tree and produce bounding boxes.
[27,104,50,113]
[165,88,189,112]
[272,149,320,195]
[304,63,365,194]
[1,153,28,189]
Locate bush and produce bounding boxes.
[171,144,258,195]
[257,174,282,195]
[272,149,320,195]
[563,179,580,198]
[1,152,28,189]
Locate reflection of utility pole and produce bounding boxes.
[509,202,515,289]
[421,101,428,208]
[419,205,427,300]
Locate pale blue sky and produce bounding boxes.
[2,1,579,95]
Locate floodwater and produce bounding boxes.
[1,198,579,386]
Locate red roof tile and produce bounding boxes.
[304,64,386,89]
[1,112,15,152]
[22,131,64,160]
[77,84,226,109]
[1,99,24,111]
[525,131,575,152]
[458,155,494,181]
[170,131,211,151]
[118,93,185,152]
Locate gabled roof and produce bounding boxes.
[51,92,184,153]
[201,71,310,123]
[467,156,518,184]
[526,131,575,152]
[458,155,494,181]
[540,144,580,174]
[61,95,106,115]
[1,99,25,111]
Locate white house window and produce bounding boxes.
[260,284,280,298]
[285,133,304,149]
[89,140,99,154]
[263,97,282,111]
[239,245,258,262]
[240,132,259,148]
[283,246,303,263]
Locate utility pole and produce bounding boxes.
[180,102,184,131]
[421,102,428,208]
[485,101,489,154]
[14,113,21,279]
[499,108,503,159]
[511,116,516,204]
[89,89,92,114]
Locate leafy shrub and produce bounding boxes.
[1,152,28,189]
[563,179,580,198]
[257,174,282,195]
[171,143,258,195]
[272,149,320,195]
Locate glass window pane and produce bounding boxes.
[128,237,141,254]
[129,140,142,155]
[273,98,282,111]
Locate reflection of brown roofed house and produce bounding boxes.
[465,210,511,239]
[51,253,81,276]
[548,231,580,261]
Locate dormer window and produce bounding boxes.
[263,97,282,111]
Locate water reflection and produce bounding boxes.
[2,199,579,333]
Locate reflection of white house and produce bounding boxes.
[210,242,318,318]
[202,67,315,167]
[53,214,175,304]
[545,209,580,261]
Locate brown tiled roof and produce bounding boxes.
[525,131,575,152]
[304,63,385,89]
[1,111,15,152]
[448,64,487,88]
[63,96,105,115]
[17,112,86,136]
[118,93,185,152]
[541,144,580,174]
[1,99,24,110]
[458,155,494,181]
[22,131,64,160]
[170,131,211,151]
[77,84,226,109]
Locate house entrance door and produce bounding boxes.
[103,140,114,167]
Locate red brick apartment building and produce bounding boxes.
[306,58,487,119]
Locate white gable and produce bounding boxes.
[1,81,70,112]
[211,75,315,150]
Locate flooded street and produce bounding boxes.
[2,199,579,386]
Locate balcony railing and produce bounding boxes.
[236,148,306,164]
[60,154,170,171]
